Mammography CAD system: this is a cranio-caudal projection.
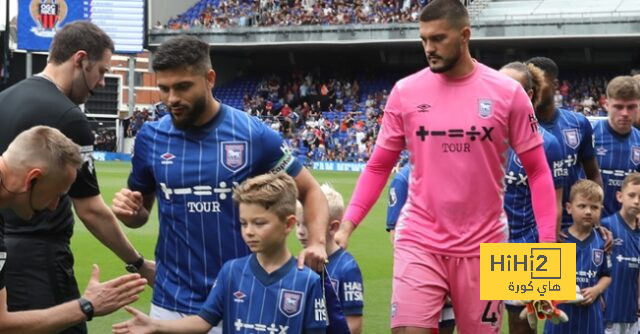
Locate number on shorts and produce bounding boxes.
[481,301,502,326]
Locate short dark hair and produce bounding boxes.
[49,21,114,64]
[152,36,211,74]
[419,0,470,28]
[526,57,559,79]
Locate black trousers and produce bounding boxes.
[5,235,87,334]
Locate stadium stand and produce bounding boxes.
[161,0,427,29]
[477,0,640,19]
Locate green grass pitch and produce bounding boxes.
[71,161,543,333]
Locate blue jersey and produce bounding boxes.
[601,213,640,323]
[544,229,611,334]
[198,255,327,334]
[326,247,364,316]
[593,120,640,217]
[504,127,564,243]
[539,108,595,228]
[128,103,303,314]
[386,164,410,231]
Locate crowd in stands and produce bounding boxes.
[235,70,389,164]
[159,0,427,30]
[94,129,117,152]
[554,76,609,116]
[126,107,155,138]
[95,72,620,162]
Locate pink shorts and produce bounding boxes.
[391,243,503,333]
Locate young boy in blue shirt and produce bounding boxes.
[296,184,364,334]
[113,173,328,334]
[544,180,612,334]
[601,173,640,334]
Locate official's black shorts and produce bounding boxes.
[5,235,87,334]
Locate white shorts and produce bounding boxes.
[604,321,639,334]
[150,304,223,334]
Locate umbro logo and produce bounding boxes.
[233,290,246,303]
[417,104,431,112]
[161,152,175,165]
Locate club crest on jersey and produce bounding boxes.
[221,141,248,172]
[592,249,604,266]
[279,289,303,317]
[631,147,640,165]
[562,129,580,149]
[478,99,493,118]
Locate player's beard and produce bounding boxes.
[536,90,555,114]
[428,42,462,74]
[170,95,207,130]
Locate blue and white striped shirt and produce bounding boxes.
[198,255,327,333]
[504,127,564,243]
[544,229,611,334]
[593,120,640,217]
[601,213,640,323]
[326,247,364,316]
[128,103,303,314]
[539,108,596,228]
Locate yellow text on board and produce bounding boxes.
[480,243,576,300]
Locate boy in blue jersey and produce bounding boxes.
[111,36,329,329]
[386,163,410,243]
[594,76,640,217]
[500,61,565,334]
[296,184,364,334]
[112,173,328,334]
[601,173,640,334]
[544,180,612,334]
[527,57,604,228]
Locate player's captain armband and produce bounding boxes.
[270,143,296,174]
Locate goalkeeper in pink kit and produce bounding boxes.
[334,0,557,333]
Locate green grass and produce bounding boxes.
[71,161,543,333]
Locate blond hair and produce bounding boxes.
[606,76,640,100]
[295,200,303,223]
[3,126,82,175]
[320,183,344,222]
[233,173,298,221]
[620,172,640,192]
[569,179,604,203]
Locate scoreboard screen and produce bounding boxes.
[18,0,145,53]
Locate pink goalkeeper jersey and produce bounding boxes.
[380,62,542,256]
